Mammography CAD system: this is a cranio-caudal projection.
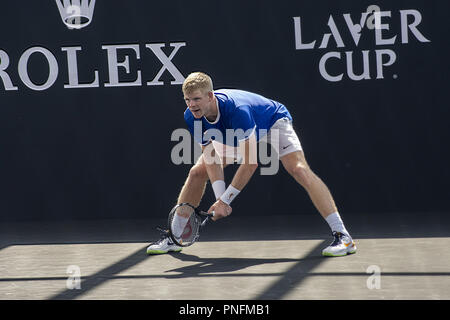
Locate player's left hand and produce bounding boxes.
[208,199,232,221]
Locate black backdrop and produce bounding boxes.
[0,0,448,221]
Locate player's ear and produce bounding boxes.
[207,90,214,100]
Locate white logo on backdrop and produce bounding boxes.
[55,0,97,30]
[0,2,187,91]
[293,6,431,82]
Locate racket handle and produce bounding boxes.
[201,212,214,227]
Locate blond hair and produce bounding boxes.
[182,72,213,95]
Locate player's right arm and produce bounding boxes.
[201,142,225,184]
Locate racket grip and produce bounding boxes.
[201,213,214,227]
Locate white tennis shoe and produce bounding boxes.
[322,231,357,257]
[146,229,182,255]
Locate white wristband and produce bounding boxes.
[220,185,240,205]
[212,180,226,200]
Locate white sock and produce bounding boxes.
[171,214,190,238]
[325,212,350,237]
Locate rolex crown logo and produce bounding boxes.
[55,0,96,30]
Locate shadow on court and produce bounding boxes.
[1,212,449,299]
[47,240,327,300]
[170,243,329,300]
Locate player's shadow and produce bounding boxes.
[163,240,327,299]
[164,251,321,278]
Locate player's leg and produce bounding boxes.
[280,151,337,219]
[271,118,356,256]
[177,143,234,215]
[147,155,209,254]
[177,154,209,207]
[268,119,336,218]
[147,152,232,254]
[280,151,356,256]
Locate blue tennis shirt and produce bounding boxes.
[184,89,292,146]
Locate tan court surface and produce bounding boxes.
[0,213,449,300]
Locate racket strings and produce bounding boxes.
[168,204,202,246]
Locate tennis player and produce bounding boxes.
[147,72,356,257]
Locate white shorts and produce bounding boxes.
[211,117,302,162]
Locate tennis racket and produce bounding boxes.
[167,202,215,247]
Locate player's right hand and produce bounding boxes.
[208,199,232,221]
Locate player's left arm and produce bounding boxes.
[229,131,258,190]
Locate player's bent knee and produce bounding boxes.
[188,164,208,181]
[291,165,314,188]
